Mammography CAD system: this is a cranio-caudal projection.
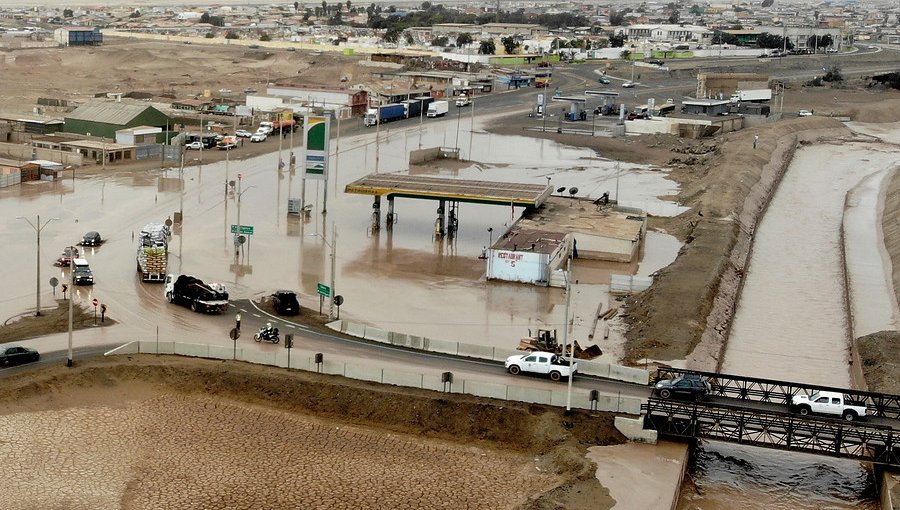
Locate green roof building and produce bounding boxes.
[64,101,171,139]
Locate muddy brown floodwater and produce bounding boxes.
[0,117,684,355]
[682,136,900,509]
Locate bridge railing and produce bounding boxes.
[653,367,900,420]
[642,398,900,467]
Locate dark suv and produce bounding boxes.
[272,290,300,316]
[654,374,711,400]
[81,231,102,246]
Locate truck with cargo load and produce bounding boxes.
[403,97,435,119]
[363,103,406,126]
[271,119,297,134]
[730,89,772,102]
[164,274,229,313]
[426,100,449,118]
[137,246,167,282]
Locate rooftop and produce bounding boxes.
[345,174,552,208]
[517,196,644,243]
[66,101,163,126]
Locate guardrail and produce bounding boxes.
[327,320,649,386]
[105,340,643,416]
[655,367,900,420]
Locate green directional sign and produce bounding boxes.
[317,283,331,298]
[230,225,254,235]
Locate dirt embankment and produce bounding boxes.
[0,355,624,509]
[623,117,853,367]
[857,163,900,395]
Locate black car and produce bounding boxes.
[654,375,711,400]
[82,231,102,246]
[647,59,665,66]
[73,267,94,285]
[0,345,40,366]
[272,290,300,316]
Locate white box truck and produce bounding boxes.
[730,89,772,102]
[426,100,449,118]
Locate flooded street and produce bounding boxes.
[0,116,684,353]
[682,137,900,509]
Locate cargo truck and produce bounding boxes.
[363,103,406,127]
[426,100,449,118]
[164,274,229,313]
[730,89,772,102]
[403,97,435,119]
[137,246,167,282]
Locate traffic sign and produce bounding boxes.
[229,328,240,340]
[334,295,344,306]
[49,277,59,288]
[92,298,99,307]
[230,224,254,235]
[317,283,331,298]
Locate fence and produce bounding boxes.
[0,172,21,188]
[327,320,650,386]
[105,340,643,415]
[611,274,653,294]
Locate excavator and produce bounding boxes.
[517,329,602,360]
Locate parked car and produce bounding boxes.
[654,374,711,400]
[868,45,878,50]
[243,87,257,94]
[798,109,813,117]
[622,81,636,88]
[235,130,253,138]
[272,290,300,316]
[598,77,611,84]
[81,231,102,246]
[0,345,40,366]
[647,59,665,66]
[186,141,203,150]
[250,132,267,143]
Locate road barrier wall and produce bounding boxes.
[327,320,650,386]
[107,341,642,416]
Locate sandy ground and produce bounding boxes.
[0,37,376,116]
[0,355,625,510]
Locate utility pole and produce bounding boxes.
[17,215,59,316]
[563,258,575,412]
[329,222,337,321]
[468,89,475,160]
[67,255,74,367]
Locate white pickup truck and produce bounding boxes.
[505,351,577,382]
[791,390,868,421]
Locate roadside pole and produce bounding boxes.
[329,222,337,321]
[564,258,575,413]
[67,256,74,367]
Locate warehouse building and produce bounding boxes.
[63,101,171,140]
[53,27,103,46]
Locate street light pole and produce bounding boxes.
[67,255,73,367]
[563,257,575,413]
[329,221,336,321]
[17,214,58,316]
[309,223,338,321]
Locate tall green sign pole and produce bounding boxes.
[302,115,331,214]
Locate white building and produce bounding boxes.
[617,24,713,45]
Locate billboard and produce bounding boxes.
[303,115,329,180]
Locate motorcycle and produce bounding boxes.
[254,325,280,344]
